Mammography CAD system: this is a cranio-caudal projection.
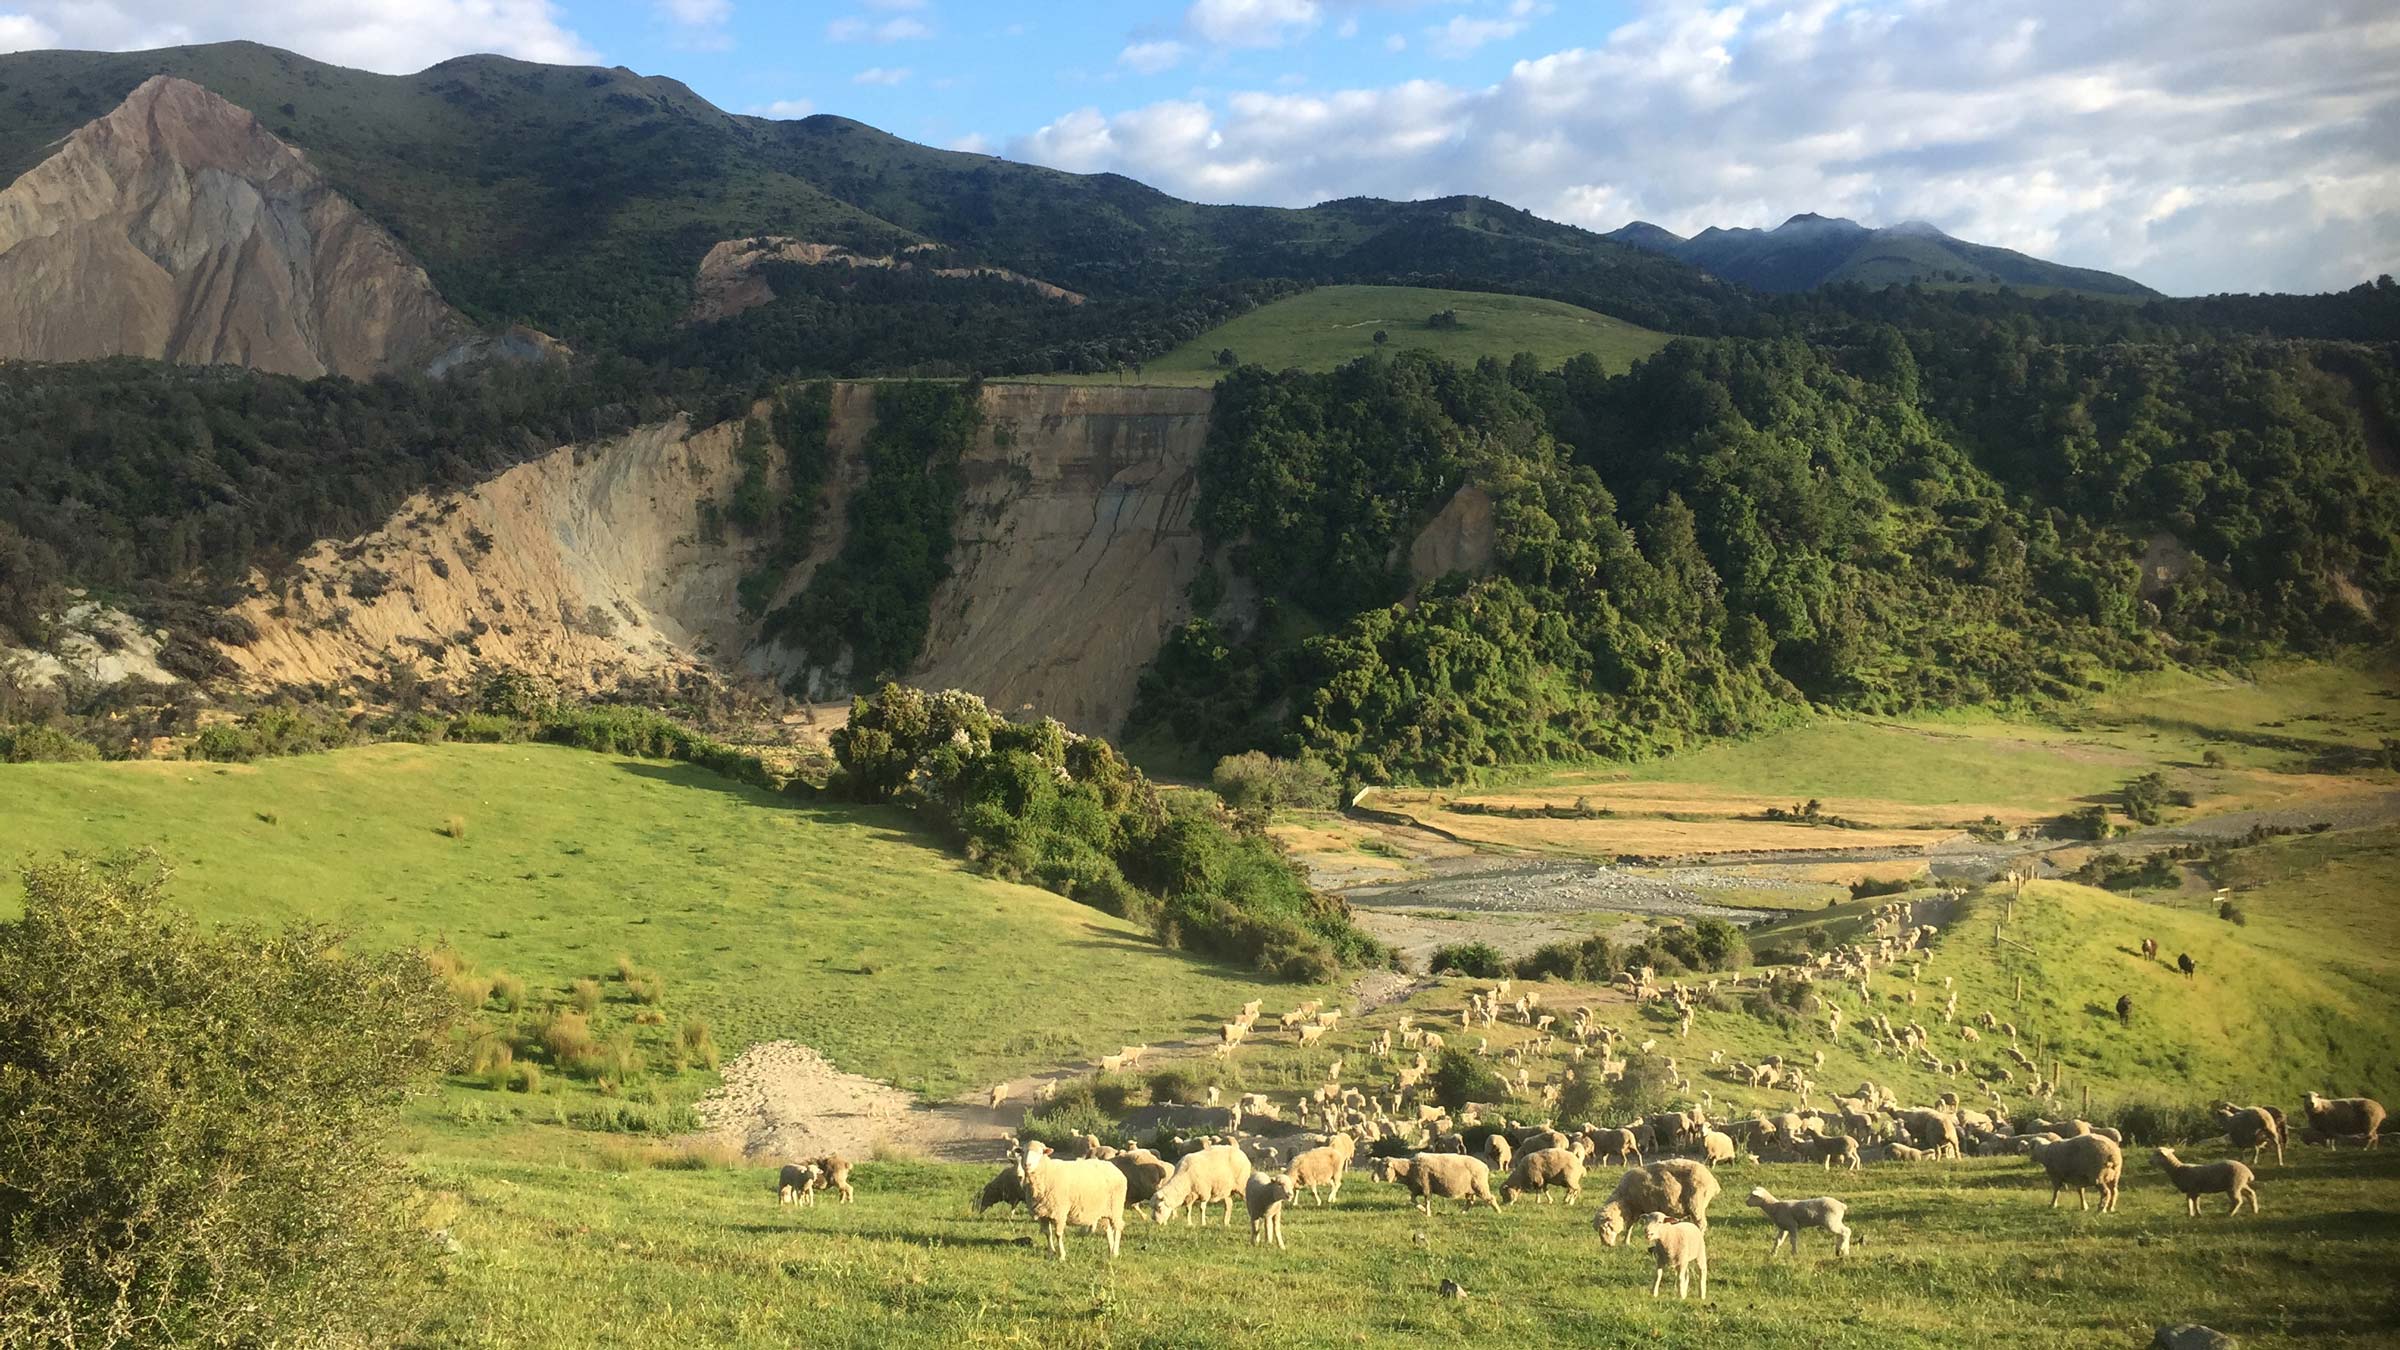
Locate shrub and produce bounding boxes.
[1146,1061,1240,1106]
[540,1010,604,1078]
[1429,942,1505,979]
[627,970,666,1006]
[1019,1099,1127,1152]
[467,1032,515,1080]
[614,953,640,984]
[1210,751,1338,816]
[0,853,455,1344]
[2219,899,2248,926]
[571,977,602,1014]
[1513,935,1620,982]
[2104,1099,2223,1146]
[440,815,467,840]
[679,1017,720,1071]
[509,1061,544,1094]
[489,969,525,1012]
[602,1031,644,1083]
[1428,1048,1507,1113]
[1848,876,1914,900]
[0,721,100,763]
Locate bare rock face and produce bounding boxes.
[0,75,466,379]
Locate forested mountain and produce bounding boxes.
[1606,213,2156,298]
[0,41,1741,358]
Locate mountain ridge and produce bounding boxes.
[1605,211,2156,297]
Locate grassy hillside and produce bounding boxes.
[402,1142,2400,1348]
[0,744,1310,1097]
[1034,285,1670,386]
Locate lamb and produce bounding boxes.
[1110,1149,1176,1204]
[1246,1172,1294,1248]
[1288,1135,1356,1205]
[975,1164,1027,1215]
[2151,1148,2259,1217]
[778,1161,821,1206]
[2212,1102,2287,1168]
[1016,1139,1127,1260]
[811,1155,855,1204]
[1697,1128,1736,1166]
[1481,1133,1515,1173]
[1642,1213,1708,1299]
[1500,1147,1587,1205]
[1592,1159,1721,1246]
[1149,1142,1255,1226]
[2027,1134,2122,1212]
[1747,1186,1856,1257]
[2301,1092,2386,1146]
[1369,1153,1501,1214]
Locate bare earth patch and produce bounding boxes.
[695,1040,1013,1164]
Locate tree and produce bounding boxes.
[1372,329,1389,346]
[1427,309,1461,330]
[0,854,457,1345]
[1216,347,1239,367]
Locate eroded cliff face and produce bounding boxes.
[0,75,465,379]
[219,384,1216,735]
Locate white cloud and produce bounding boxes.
[827,13,932,41]
[747,97,815,118]
[656,0,729,25]
[950,131,993,153]
[0,0,597,70]
[1187,0,1320,49]
[1384,32,1405,53]
[1010,0,2400,294]
[1118,39,1188,74]
[852,65,910,85]
[1425,15,1525,59]
[0,12,62,52]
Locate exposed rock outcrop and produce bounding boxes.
[689,235,1084,322]
[0,75,466,378]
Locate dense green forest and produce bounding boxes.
[1131,331,2400,781]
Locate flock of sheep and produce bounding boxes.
[781,897,2389,1298]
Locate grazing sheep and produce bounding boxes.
[1588,1127,1644,1167]
[975,1164,1027,1215]
[2302,1092,2387,1146]
[1369,1153,1501,1214]
[1110,1149,1176,1204]
[2027,1134,2122,1212]
[778,1161,821,1206]
[1593,1160,1721,1246]
[1246,1172,1294,1248]
[2212,1102,2287,1167]
[1698,1129,1736,1166]
[1643,1213,1708,1299]
[1501,1147,1587,1205]
[1792,1134,1862,1172]
[2151,1148,2259,1217]
[1150,1143,1255,1226]
[1482,1133,1515,1173]
[1288,1136,1355,1205]
[1017,1139,1127,1260]
[813,1155,854,1204]
[1747,1186,1855,1257]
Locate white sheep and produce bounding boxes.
[1246,1172,1294,1248]
[1593,1160,1720,1246]
[1149,1142,1254,1226]
[777,1161,820,1206]
[2151,1148,2259,1217]
[1500,1147,1586,1205]
[2211,1102,2286,1168]
[1288,1135,1356,1205]
[1017,1139,1127,1260]
[2301,1092,2386,1146]
[1369,1153,1500,1214]
[1643,1213,1708,1299]
[2027,1134,2122,1212]
[1747,1186,1855,1257]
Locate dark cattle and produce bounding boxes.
[2177,953,2197,981]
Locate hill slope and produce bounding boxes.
[0,742,1303,1097]
[1606,212,2156,296]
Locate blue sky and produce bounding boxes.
[2,1,2395,294]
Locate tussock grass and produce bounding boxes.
[440,814,467,840]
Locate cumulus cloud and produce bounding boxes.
[1187,0,1320,49]
[1011,0,2400,293]
[746,97,815,118]
[827,12,932,42]
[852,65,909,85]
[0,0,596,71]
[1119,39,1188,74]
[1425,15,1524,59]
